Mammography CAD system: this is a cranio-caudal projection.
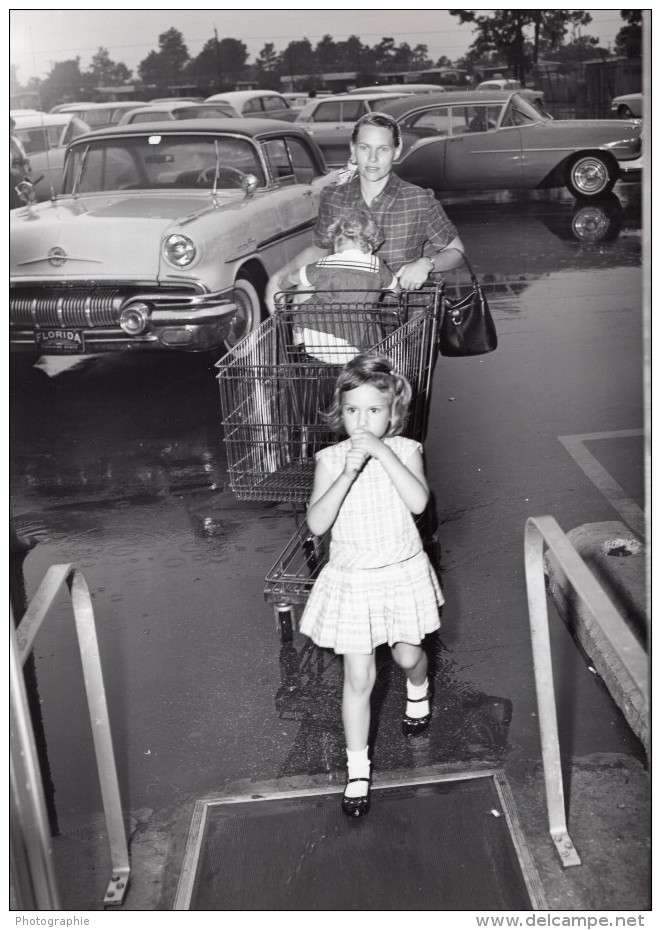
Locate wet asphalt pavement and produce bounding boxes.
[9,184,649,910]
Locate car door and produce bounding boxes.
[398,105,453,159]
[442,103,524,189]
[260,135,331,263]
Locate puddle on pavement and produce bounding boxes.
[276,633,513,779]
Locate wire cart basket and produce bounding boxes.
[216,283,444,641]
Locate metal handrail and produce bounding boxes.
[11,563,130,906]
[524,516,648,868]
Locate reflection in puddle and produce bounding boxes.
[276,633,512,779]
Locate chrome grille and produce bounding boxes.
[10,288,124,327]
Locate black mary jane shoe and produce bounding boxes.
[342,778,371,818]
[402,694,431,737]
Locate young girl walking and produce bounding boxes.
[299,354,443,818]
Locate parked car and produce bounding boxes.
[348,83,444,95]
[10,119,341,359]
[205,90,297,122]
[295,92,409,166]
[375,91,642,198]
[477,79,522,91]
[51,101,149,128]
[117,101,240,124]
[11,112,91,199]
[610,93,643,119]
[476,79,545,109]
[49,102,88,113]
[149,97,205,104]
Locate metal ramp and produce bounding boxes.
[174,769,546,911]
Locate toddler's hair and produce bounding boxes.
[325,354,412,436]
[350,111,402,148]
[326,210,381,253]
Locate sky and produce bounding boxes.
[9,6,629,85]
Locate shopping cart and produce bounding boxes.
[216,283,444,641]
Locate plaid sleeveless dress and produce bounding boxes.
[299,436,443,654]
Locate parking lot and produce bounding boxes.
[10,180,648,909]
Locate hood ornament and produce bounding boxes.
[47,247,67,267]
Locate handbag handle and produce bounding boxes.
[456,252,479,284]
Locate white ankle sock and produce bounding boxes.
[406,678,430,719]
[345,747,370,798]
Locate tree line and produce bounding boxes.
[11,10,641,109]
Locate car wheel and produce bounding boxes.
[565,153,617,198]
[225,273,264,351]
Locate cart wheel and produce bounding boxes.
[275,603,295,643]
[280,613,293,644]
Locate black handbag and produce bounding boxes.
[438,255,497,357]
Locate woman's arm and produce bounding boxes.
[397,235,465,290]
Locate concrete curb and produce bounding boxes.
[544,521,649,754]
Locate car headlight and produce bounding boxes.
[164,234,197,267]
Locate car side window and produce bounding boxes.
[16,127,56,153]
[312,102,342,122]
[263,138,296,182]
[285,137,319,184]
[502,102,536,127]
[449,108,470,135]
[409,107,451,136]
[132,111,169,123]
[243,98,263,114]
[463,105,501,133]
[263,96,287,112]
[339,100,366,122]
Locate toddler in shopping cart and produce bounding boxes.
[279,209,400,364]
[298,354,442,818]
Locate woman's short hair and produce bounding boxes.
[326,210,381,253]
[350,111,402,148]
[325,354,412,436]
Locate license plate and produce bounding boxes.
[34,328,85,354]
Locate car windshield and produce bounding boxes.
[62,133,267,193]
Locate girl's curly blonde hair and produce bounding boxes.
[326,210,382,253]
[324,354,412,437]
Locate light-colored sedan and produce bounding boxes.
[610,93,643,119]
[348,83,443,95]
[377,90,642,198]
[51,101,148,127]
[118,101,240,124]
[11,112,91,199]
[10,119,341,358]
[205,90,297,122]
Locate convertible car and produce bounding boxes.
[378,91,642,198]
[10,119,341,359]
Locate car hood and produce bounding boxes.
[10,192,241,280]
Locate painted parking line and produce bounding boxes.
[558,430,645,540]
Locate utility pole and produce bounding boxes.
[214,26,222,92]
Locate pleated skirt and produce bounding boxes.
[299,550,443,655]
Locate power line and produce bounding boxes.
[12,16,624,59]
